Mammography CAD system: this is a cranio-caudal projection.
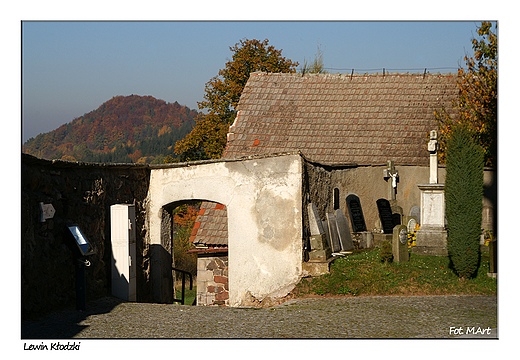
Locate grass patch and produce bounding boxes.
[174,284,197,306]
[295,248,496,297]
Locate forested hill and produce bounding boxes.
[23,95,198,164]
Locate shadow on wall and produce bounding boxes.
[149,244,174,303]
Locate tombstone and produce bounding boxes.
[326,213,342,253]
[307,203,325,236]
[392,213,402,227]
[346,194,367,232]
[409,206,421,224]
[306,203,331,261]
[392,224,409,262]
[335,209,354,251]
[376,199,395,234]
[407,218,418,233]
[322,219,331,249]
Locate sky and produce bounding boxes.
[22,20,489,143]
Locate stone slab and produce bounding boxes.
[308,248,332,261]
[376,199,395,234]
[407,218,418,233]
[308,203,325,236]
[322,220,331,250]
[335,209,354,251]
[309,233,328,251]
[413,228,448,256]
[302,257,335,276]
[354,231,374,249]
[409,206,421,224]
[326,213,342,253]
[418,183,445,228]
[373,233,393,247]
[412,246,448,257]
[415,228,447,248]
[346,194,367,232]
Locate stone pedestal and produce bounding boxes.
[305,233,333,276]
[373,233,393,247]
[413,183,448,256]
[302,257,336,277]
[308,233,332,261]
[352,231,374,249]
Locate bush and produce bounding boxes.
[379,241,393,264]
[445,125,484,278]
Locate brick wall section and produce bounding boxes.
[196,255,229,306]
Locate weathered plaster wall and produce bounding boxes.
[21,154,151,319]
[146,154,303,306]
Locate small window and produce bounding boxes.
[333,188,340,210]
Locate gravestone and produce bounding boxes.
[335,209,354,251]
[392,213,402,226]
[346,194,367,232]
[409,206,420,224]
[376,199,395,234]
[392,224,409,262]
[306,203,331,261]
[307,203,325,236]
[322,220,331,249]
[407,218,418,233]
[326,213,342,253]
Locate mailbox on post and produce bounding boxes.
[66,224,95,311]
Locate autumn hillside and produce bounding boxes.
[23,95,198,164]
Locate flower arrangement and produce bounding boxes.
[408,223,420,248]
[483,229,494,247]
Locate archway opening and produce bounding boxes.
[161,200,229,306]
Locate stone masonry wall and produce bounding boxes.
[196,253,229,306]
[21,154,151,319]
[303,160,496,248]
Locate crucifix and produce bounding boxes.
[383,160,399,201]
[428,130,438,184]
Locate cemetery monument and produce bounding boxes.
[413,130,448,256]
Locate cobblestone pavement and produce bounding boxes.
[22,295,497,339]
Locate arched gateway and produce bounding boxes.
[146,153,303,306]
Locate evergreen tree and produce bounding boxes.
[445,125,484,279]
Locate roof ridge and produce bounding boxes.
[250,71,456,78]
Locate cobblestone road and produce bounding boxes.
[22,295,497,339]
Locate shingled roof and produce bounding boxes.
[189,201,228,248]
[192,71,459,249]
[224,71,459,166]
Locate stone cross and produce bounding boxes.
[383,160,399,200]
[428,130,438,184]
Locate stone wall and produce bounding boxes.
[196,253,229,306]
[303,159,495,245]
[21,154,151,319]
